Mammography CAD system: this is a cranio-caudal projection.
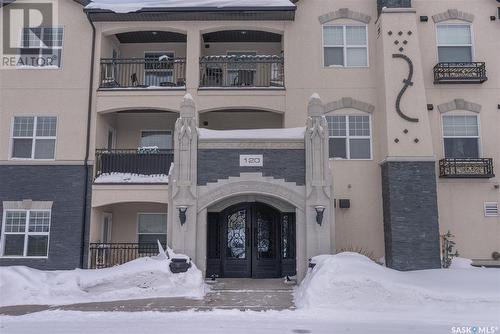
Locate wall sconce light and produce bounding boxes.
[178,206,188,226]
[315,206,325,226]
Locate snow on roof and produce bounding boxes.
[198,127,305,140]
[85,0,296,14]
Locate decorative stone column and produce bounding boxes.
[376,4,441,270]
[168,94,198,260]
[304,94,333,259]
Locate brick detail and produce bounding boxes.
[432,9,474,23]
[0,165,92,270]
[381,161,441,271]
[198,149,305,186]
[318,8,371,24]
[437,99,481,114]
[325,97,375,114]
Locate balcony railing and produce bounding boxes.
[199,55,284,88]
[95,149,174,179]
[89,242,164,269]
[439,158,495,178]
[433,62,487,84]
[99,58,186,89]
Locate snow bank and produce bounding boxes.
[449,257,473,269]
[0,252,205,307]
[199,127,305,140]
[94,172,168,184]
[295,252,500,310]
[86,0,295,14]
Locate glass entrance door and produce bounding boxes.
[221,203,281,278]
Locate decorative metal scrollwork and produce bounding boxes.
[392,53,419,123]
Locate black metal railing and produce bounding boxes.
[439,158,494,178]
[99,58,186,88]
[433,62,487,84]
[95,149,174,178]
[199,55,284,88]
[89,242,165,269]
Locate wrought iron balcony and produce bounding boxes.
[94,149,174,180]
[89,242,164,269]
[199,55,284,88]
[433,62,487,84]
[99,58,186,89]
[439,158,494,178]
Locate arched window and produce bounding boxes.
[322,24,368,67]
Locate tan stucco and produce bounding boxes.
[2,0,499,269]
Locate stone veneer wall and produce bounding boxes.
[0,165,92,270]
[381,161,441,270]
[197,149,305,186]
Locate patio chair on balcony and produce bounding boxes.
[203,67,223,86]
[233,69,255,86]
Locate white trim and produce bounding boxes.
[435,23,475,63]
[102,212,113,243]
[16,27,64,70]
[322,24,369,68]
[9,115,58,160]
[0,208,51,258]
[440,112,482,159]
[484,202,499,217]
[136,212,168,243]
[327,114,373,160]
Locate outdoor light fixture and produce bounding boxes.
[178,206,188,226]
[315,206,326,226]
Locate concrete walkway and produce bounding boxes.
[0,278,296,316]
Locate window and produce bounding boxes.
[11,116,57,159]
[144,52,174,86]
[484,202,499,217]
[1,210,51,257]
[437,24,472,62]
[323,25,368,67]
[137,213,167,252]
[327,115,372,159]
[442,115,479,158]
[19,27,64,68]
[140,130,172,150]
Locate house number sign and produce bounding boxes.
[240,155,263,167]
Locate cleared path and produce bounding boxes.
[0,278,295,316]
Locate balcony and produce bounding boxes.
[439,158,495,178]
[99,58,186,89]
[199,55,284,89]
[433,62,487,84]
[89,242,164,269]
[94,149,174,183]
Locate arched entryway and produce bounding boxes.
[206,202,296,279]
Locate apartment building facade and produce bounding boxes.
[0,0,499,279]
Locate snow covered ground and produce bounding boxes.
[0,250,205,307]
[1,253,498,334]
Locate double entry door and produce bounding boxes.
[221,203,281,278]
